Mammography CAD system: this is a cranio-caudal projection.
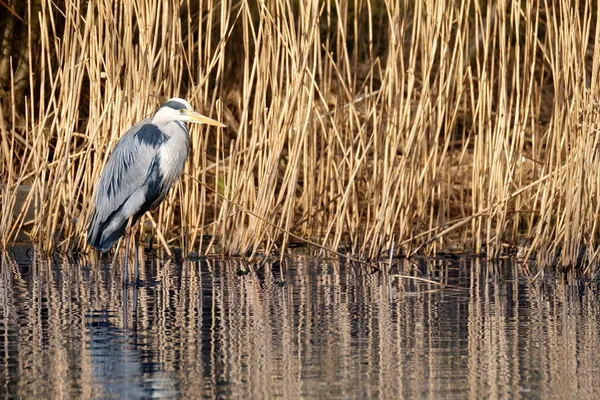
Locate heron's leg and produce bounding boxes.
[123,235,129,285]
[123,216,134,285]
[132,223,140,284]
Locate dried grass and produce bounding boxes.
[1,0,600,270]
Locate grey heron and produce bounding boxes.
[87,97,225,284]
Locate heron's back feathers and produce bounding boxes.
[87,121,170,251]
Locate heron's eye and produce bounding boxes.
[179,109,185,114]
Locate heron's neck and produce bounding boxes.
[157,122,191,184]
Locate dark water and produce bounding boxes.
[2,249,600,399]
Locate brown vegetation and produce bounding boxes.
[1,0,599,270]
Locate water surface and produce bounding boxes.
[1,250,600,398]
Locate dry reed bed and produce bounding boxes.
[1,0,599,270]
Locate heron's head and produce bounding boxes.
[153,97,226,128]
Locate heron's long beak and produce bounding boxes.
[184,110,226,128]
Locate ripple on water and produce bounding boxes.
[2,250,600,398]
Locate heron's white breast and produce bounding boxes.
[157,125,190,188]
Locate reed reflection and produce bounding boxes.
[1,251,600,398]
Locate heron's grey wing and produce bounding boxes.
[87,119,168,251]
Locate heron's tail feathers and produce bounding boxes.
[87,209,128,252]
